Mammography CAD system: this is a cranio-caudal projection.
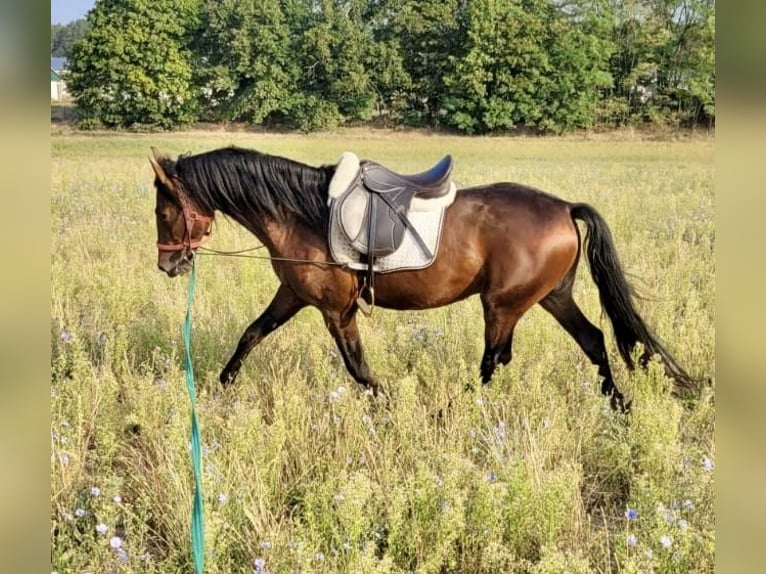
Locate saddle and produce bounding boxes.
[328,152,457,312]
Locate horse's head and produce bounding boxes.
[149,147,214,277]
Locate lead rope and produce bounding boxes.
[183,259,205,574]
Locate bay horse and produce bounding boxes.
[150,146,696,410]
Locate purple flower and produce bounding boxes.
[488,472,497,483]
[110,536,123,549]
[627,534,637,547]
[113,495,122,504]
[703,456,714,472]
[625,508,638,520]
[74,508,86,518]
[217,493,228,504]
[90,486,101,497]
[96,523,108,535]
[259,540,271,550]
[660,534,672,549]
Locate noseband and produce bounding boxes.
[156,187,214,253]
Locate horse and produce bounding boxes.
[149,145,696,411]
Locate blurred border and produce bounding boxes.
[716,2,766,572]
[0,1,52,571]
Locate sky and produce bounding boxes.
[51,0,96,24]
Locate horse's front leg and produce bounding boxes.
[220,285,305,386]
[323,309,384,398]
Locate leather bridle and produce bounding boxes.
[156,186,214,254]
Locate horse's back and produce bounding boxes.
[373,182,579,310]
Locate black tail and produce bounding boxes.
[571,203,697,393]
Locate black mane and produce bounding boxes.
[170,147,335,233]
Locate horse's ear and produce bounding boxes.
[149,147,176,194]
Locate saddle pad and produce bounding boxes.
[329,205,448,273]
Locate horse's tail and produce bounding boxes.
[570,203,697,393]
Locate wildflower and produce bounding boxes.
[254,557,267,572]
[60,454,70,466]
[625,508,638,520]
[74,508,86,518]
[660,534,672,549]
[90,486,101,497]
[110,536,123,549]
[113,495,122,504]
[315,552,325,562]
[62,512,73,522]
[259,540,272,550]
[218,493,228,504]
[682,499,695,510]
[703,456,714,472]
[627,534,637,547]
[96,523,108,535]
[60,331,73,343]
[116,548,128,563]
[678,519,689,531]
[488,472,497,483]
[342,542,352,552]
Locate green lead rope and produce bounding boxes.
[183,260,205,574]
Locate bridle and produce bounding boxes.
[156,184,214,254]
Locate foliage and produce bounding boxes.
[51,19,90,59]
[50,131,714,573]
[606,0,715,127]
[442,0,614,133]
[62,0,714,131]
[192,0,297,124]
[67,0,200,129]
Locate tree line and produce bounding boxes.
[61,0,715,133]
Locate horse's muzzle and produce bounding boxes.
[158,251,193,277]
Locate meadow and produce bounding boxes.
[51,129,714,573]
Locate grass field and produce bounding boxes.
[51,130,714,573]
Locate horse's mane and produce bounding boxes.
[170,146,335,233]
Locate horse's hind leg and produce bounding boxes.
[479,297,522,384]
[539,288,628,412]
[220,285,305,386]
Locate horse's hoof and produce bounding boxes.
[219,370,237,386]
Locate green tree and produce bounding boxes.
[193,0,297,124]
[391,0,465,126]
[442,0,613,133]
[51,19,90,58]
[67,0,200,129]
[607,0,715,127]
[290,0,378,130]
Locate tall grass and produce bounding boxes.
[51,130,714,573]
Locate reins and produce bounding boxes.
[197,244,350,267]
